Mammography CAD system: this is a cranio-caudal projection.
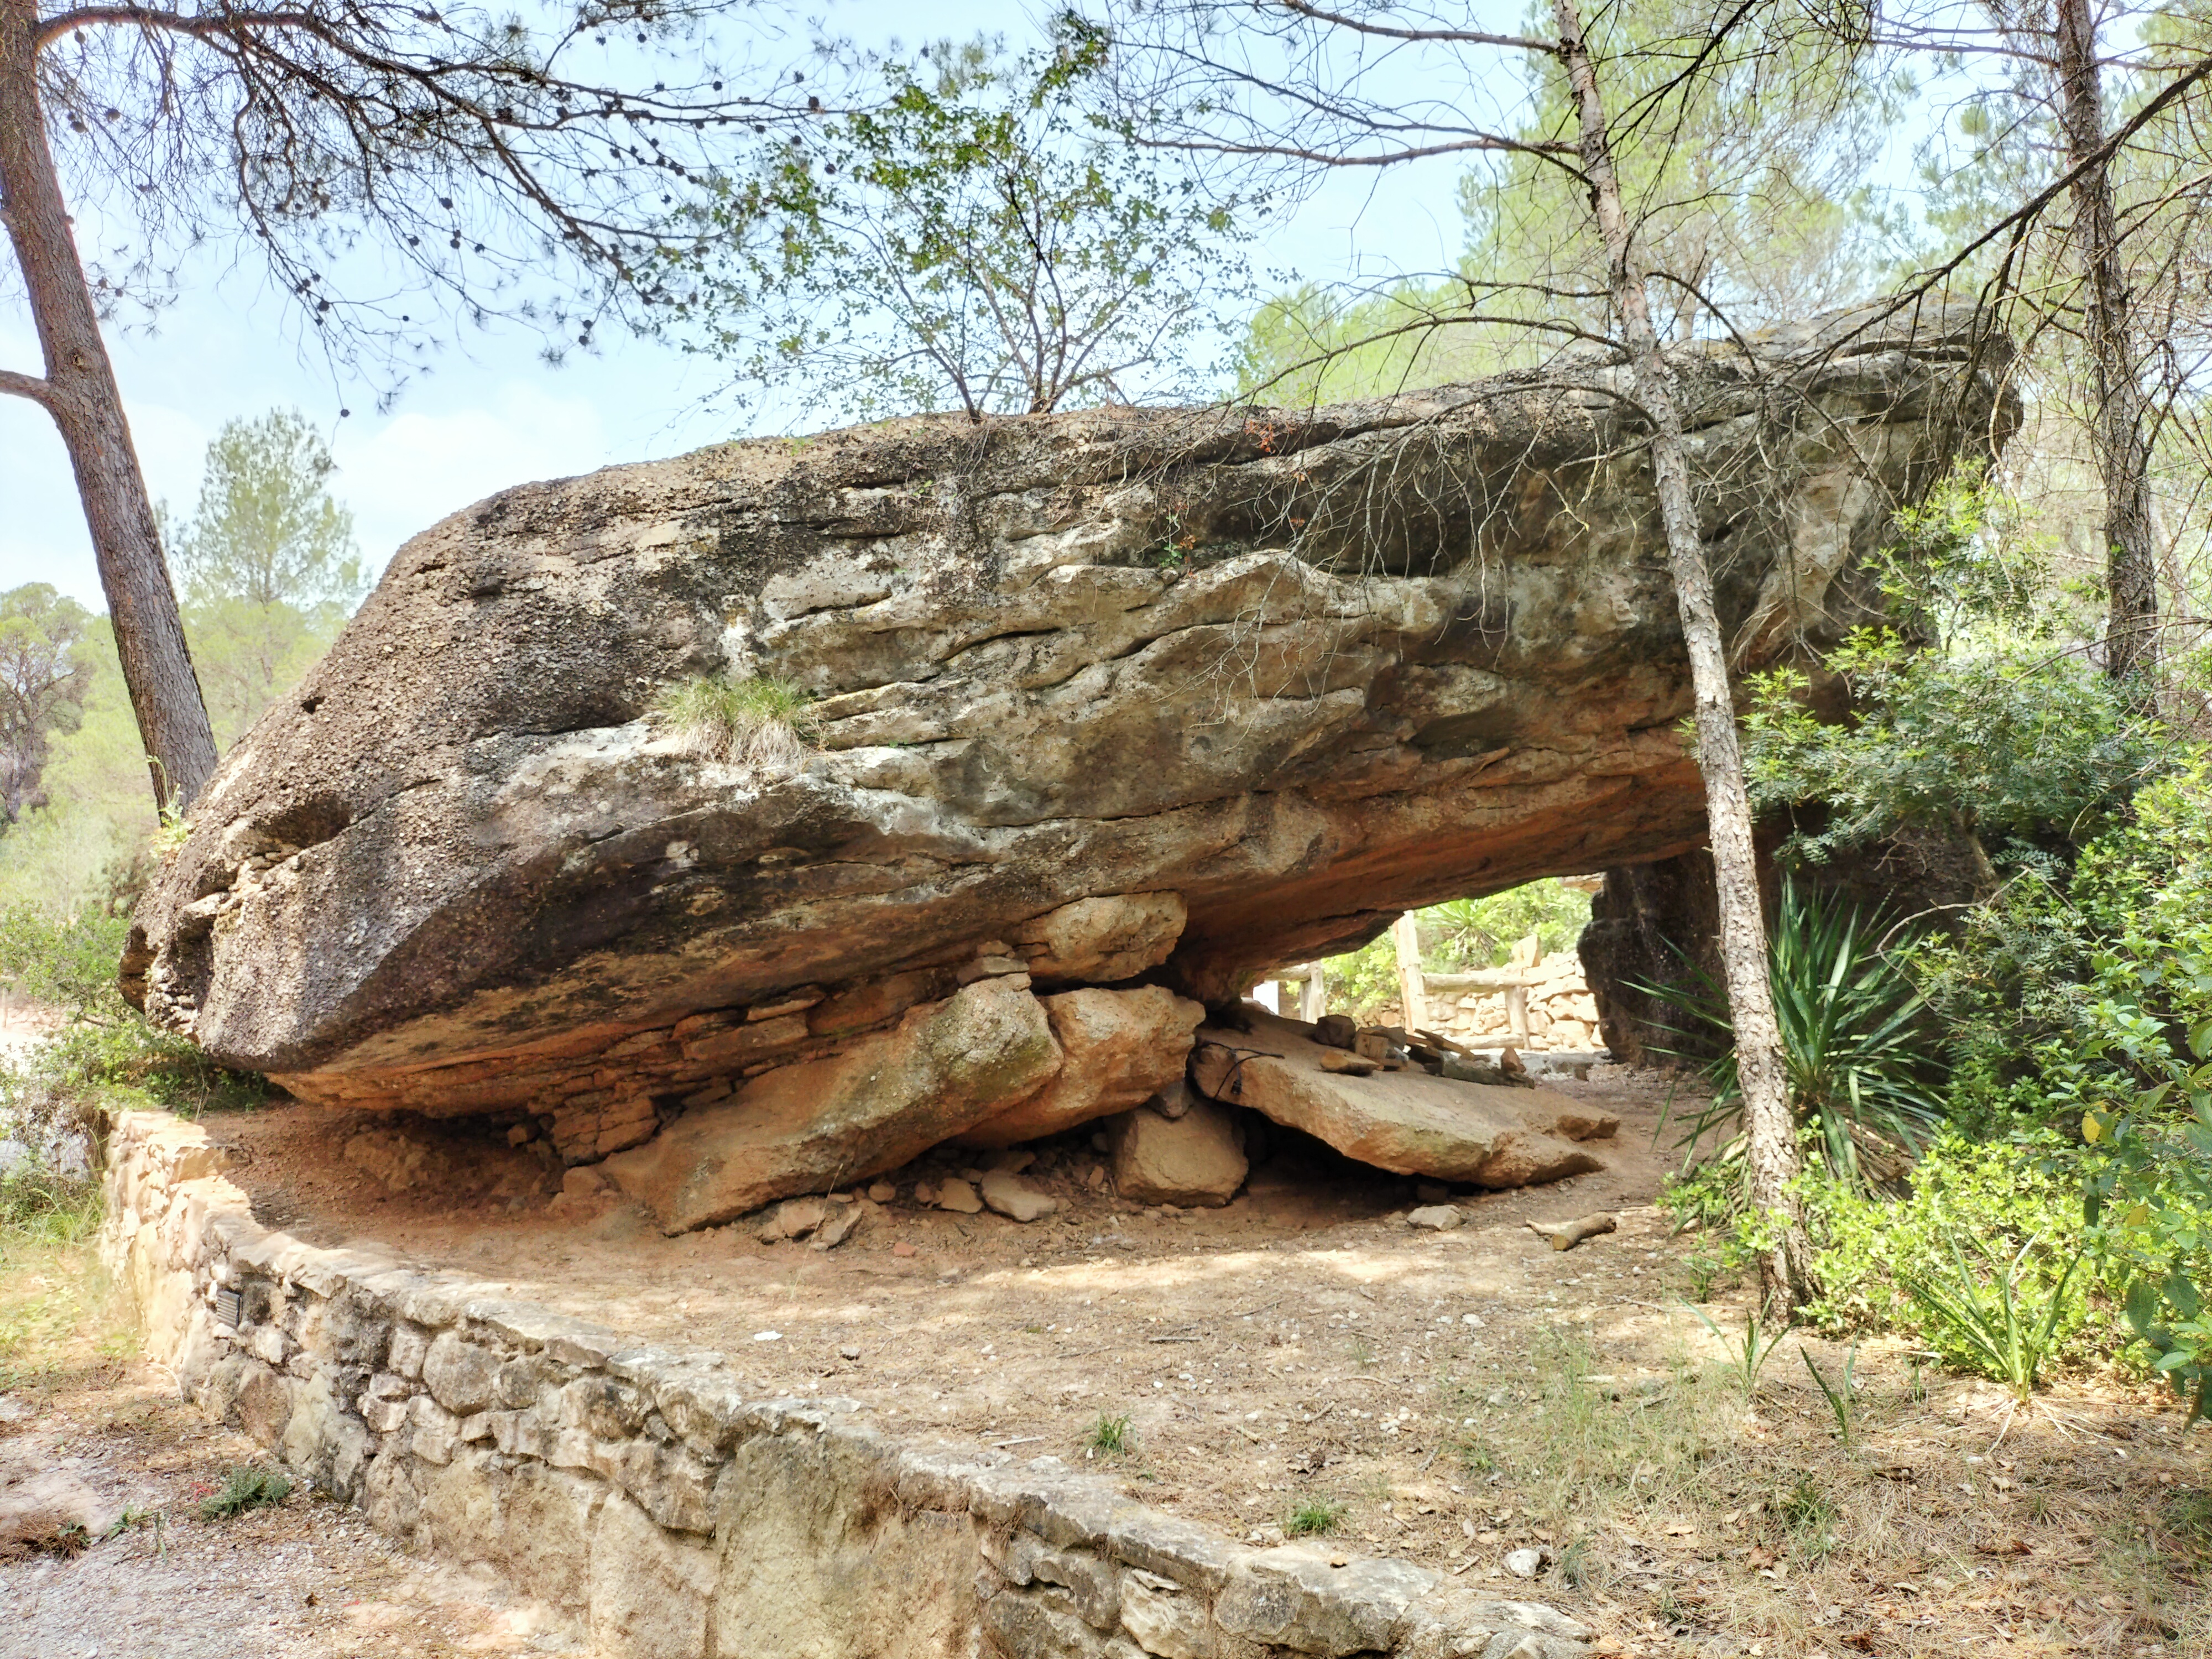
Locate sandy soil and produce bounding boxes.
[193,1071,2212,1656]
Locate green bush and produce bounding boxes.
[0,902,262,1116]
[1804,1130,2113,1371]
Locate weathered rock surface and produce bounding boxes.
[123,308,2008,1197]
[957,985,1203,1148]
[1192,1006,1609,1187]
[0,1444,116,1554]
[1108,1097,1249,1206]
[601,978,1060,1232]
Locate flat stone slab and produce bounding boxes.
[1191,1006,1613,1187]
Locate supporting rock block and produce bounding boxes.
[603,978,1062,1232]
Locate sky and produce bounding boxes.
[0,0,1495,612]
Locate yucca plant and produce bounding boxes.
[1896,1232,2084,1404]
[1643,879,1945,1192]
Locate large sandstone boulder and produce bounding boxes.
[122,307,2008,1200]
[1191,1007,1611,1188]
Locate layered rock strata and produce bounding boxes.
[106,1109,1595,1659]
[124,308,2010,1193]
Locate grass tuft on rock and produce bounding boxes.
[655,673,816,774]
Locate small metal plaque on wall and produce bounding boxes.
[214,1287,242,1328]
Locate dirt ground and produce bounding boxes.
[175,1068,2212,1658]
[0,1240,582,1658]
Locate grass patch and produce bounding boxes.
[199,1463,293,1520]
[0,1238,126,1392]
[655,672,816,773]
[1285,1496,1345,1537]
[1,1161,103,1247]
[1085,1412,1131,1455]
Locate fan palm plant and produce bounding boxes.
[1642,879,1945,1192]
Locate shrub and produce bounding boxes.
[655,673,816,774]
[199,1464,291,1520]
[1804,1130,2111,1370]
[0,904,262,1115]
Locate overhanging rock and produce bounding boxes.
[124,306,2010,1189]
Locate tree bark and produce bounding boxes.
[0,0,217,811]
[2053,0,2159,686]
[1550,0,1811,1312]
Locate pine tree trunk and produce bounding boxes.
[2053,0,2159,685]
[1550,0,1811,1312]
[0,0,217,811]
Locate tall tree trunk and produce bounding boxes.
[2053,0,2159,685]
[0,0,217,811]
[1550,0,1811,1312]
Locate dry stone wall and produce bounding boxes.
[104,1109,1593,1659]
[1425,953,1604,1053]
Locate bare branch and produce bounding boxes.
[0,367,54,406]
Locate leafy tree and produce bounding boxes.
[0,582,92,822]
[0,0,817,810]
[1873,2,2212,689]
[664,32,1255,421]
[169,410,365,745]
[1235,0,1902,405]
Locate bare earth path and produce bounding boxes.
[186,1068,2212,1656]
[6,1065,2208,1657]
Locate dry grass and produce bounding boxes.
[1447,1308,2209,1657]
[654,672,815,774]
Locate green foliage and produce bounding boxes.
[0,1160,103,1248]
[1317,879,1590,1022]
[0,903,262,1115]
[1797,1345,1859,1446]
[654,674,816,774]
[1895,1233,2085,1404]
[1641,880,1945,1192]
[1235,0,1905,403]
[1776,1474,1837,1552]
[1912,761,2212,1131]
[1804,1130,2109,1374]
[662,29,1254,421]
[0,585,95,825]
[168,410,364,748]
[198,1464,291,1521]
[2086,1087,2212,1425]
[1684,1300,1787,1403]
[1284,1496,1345,1537]
[1085,1412,1131,1454]
[1743,630,2156,878]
